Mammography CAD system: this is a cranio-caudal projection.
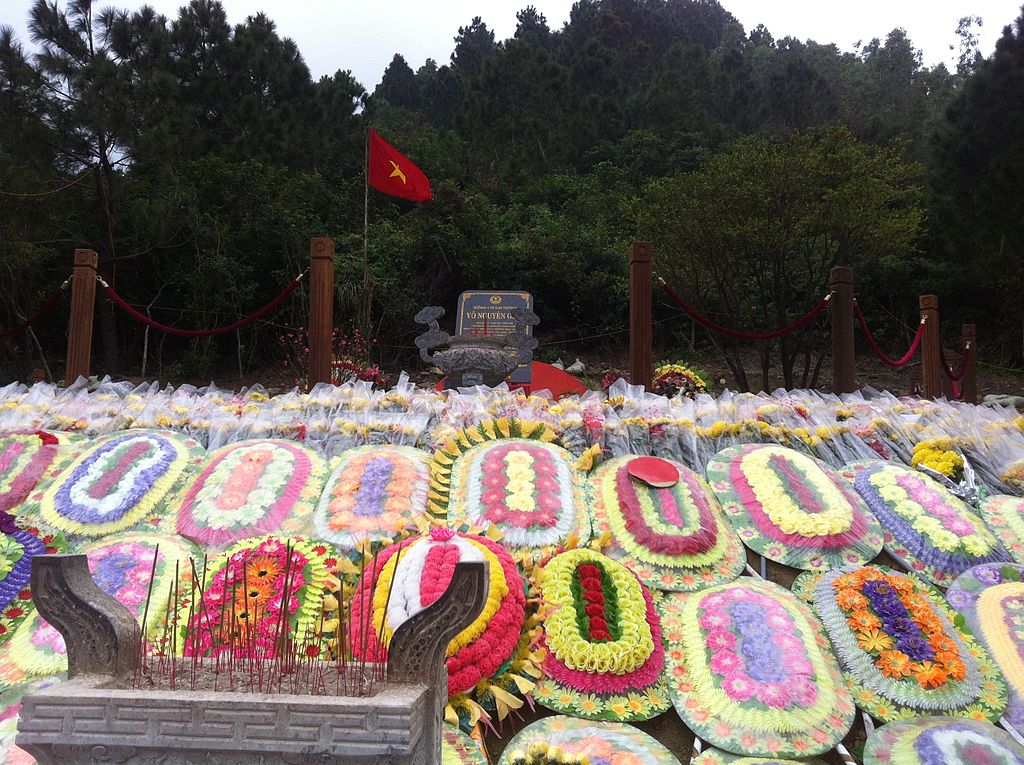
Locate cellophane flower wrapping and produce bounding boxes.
[809,565,1006,723]
[533,548,670,722]
[19,429,205,541]
[853,462,1010,586]
[313,445,430,551]
[587,455,744,592]
[0,531,198,685]
[498,716,682,765]
[174,439,328,550]
[947,562,1024,726]
[863,715,1024,765]
[347,529,537,729]
[707,444,883,571]
[658,578,855,758]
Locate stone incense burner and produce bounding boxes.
[414,305,539,388]
[16,555,487,765]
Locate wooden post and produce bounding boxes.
[629,241,653,389]
[829,266,856,394]
[64,249,97,384]
[919,294,944,399]
[961,323,977,404]
[308,237,335,389]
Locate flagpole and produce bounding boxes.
[362,124,371,329]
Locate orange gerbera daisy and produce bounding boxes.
[856,628,893,654]
[876,650,913,678]
[930,635,959,654]
[245,555,283,583]
[836,589,869,611]
[915,661,949,689]
[833,573,862,590]
[847,609,881,632]
[939,655,968,682]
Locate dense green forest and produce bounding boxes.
[1,0,1022,388]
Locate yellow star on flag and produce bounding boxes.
[389,160,407,185]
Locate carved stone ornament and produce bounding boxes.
[17,556,488,765]
[30,554,140,682]
[414,305,539,388]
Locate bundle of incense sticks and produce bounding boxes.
[131,541,405,697]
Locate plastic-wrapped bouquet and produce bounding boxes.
[650,362,708,399]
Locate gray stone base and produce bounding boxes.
[17,676,432,765]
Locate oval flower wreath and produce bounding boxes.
[0,531,197,685]
[0,432,65,514]
[806,565,1006,724]
[175,439,328,549]
[428,420,590,554]
[498,716,682,765]
[181,535,333,658]
[693,750,827,765]
[0,516,64,647]
[442,725,488,765]
[313,446,430,551]
[22,430,205,540]
[658,578,855,758]
[588,455,744,592]
[947,562,1024,727]
[348,529,537,729]
[533,548,669,722]
[706,445,883,571]
[0,675,66,765]
[854,463,1010,586]
[863,715,1024,765]
[978,495,1024,566]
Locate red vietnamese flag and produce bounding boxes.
[367,127,432,202]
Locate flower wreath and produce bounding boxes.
[863,716,1024,765]
[0,515,64,647]
[313,446,431,551]
[497,716,682,765]
[912,439,965,482]
[0,432,66,514]
[854,463,1010,586]
[651,362,708,399]
[180,535,333,658]
[533,548,670,722]
[21,430,205,540]
[430,419,590,554]
[442,725,488,765]
[0,531,197,685]
[805,565,1006,724]
[175,439,329,549]
[658,578,855,758]
[1002,458,1024,497]
[587,455,744,591]
[692,750,827,765]
[707,445,883,571]
[947,562,1024,727]
[978,495,1024,566]
[0,675,66,765]
[348,529,539,730]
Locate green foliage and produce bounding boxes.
[643,126,925,390]
[1,0,1019,381]
[931,7,1024,363]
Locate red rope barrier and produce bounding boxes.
[0,287,66,339]
[659,279,830,340]
[854,302,925,367]
[951,378,962,400]
[102,274,303,337]
[940,344,971,381]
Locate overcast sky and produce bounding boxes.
[2,0,1021,90]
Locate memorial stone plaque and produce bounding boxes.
[456,291,534,383]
